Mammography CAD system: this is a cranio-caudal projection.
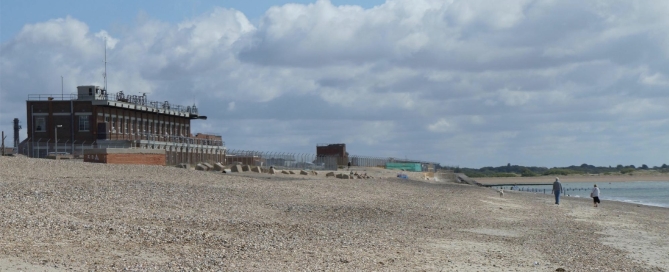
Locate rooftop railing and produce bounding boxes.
[105,91,199,115]
[28,91,199,115]
[27,94,77,101]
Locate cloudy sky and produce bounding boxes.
[1,0,668,168]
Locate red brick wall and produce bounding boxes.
[107,154,165,165]
[84,153,165,165]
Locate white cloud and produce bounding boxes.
[497,88,532,107]
[639,72,669,86]
[428,119,456,133]
[470,115,485,125]
[345,121,397,145]
[3,0,669,167]
[94,30,119,49]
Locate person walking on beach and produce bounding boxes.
[347,161,351,170]
[591,184,601,207]
[551,177,563,205]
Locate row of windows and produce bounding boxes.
[33,115,189,136]
[104,116,188,136]
[34,116,90,132]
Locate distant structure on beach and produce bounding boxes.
[316,143,348,166]
[20,85,225,165]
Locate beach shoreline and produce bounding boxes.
[1,156,668,271]
[474,174,669,184]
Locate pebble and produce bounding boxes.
[0,156,660,271]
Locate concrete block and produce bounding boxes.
[241,165,251,172]
[326,172,335,177]
[176,163,189,169]
[202,162,214,170]
[282,170,290,174]
[195,164,209,171]
[214,163,225,171]
[252,166,262,173]
[231,165,243,172]
[269,167,276,174]
[289,170,295,174]
[300,170,308,175]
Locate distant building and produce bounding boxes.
[316,143,348,166]
[21,85,225,165]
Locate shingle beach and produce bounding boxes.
[1,156,668,271]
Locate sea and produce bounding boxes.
[494,181,669,208]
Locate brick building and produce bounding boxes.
[316,143,348,166]
[22,85,225,165]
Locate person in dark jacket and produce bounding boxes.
[551,177,563,205]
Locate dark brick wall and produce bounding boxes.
[26,100,192,144]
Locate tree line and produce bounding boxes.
[447,163,669,178]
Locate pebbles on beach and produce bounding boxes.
[1,156,667,271]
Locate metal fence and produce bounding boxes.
[101,132,225,147]
[224,149,441,171]
[17,138,443,171]
[17,138,225,166]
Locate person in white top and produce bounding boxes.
[591,184,601,207]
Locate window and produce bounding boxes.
[111,117,116,133]
[35,117,46,132]
[78,116,90,131]
[124,118,129,134]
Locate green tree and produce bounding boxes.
[521,168,537,177]
[621,168,635,174]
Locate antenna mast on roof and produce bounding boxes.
[103,37,108,91]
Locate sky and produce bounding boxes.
[1,0,668,168]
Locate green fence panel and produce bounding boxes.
[385,162,422,172]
